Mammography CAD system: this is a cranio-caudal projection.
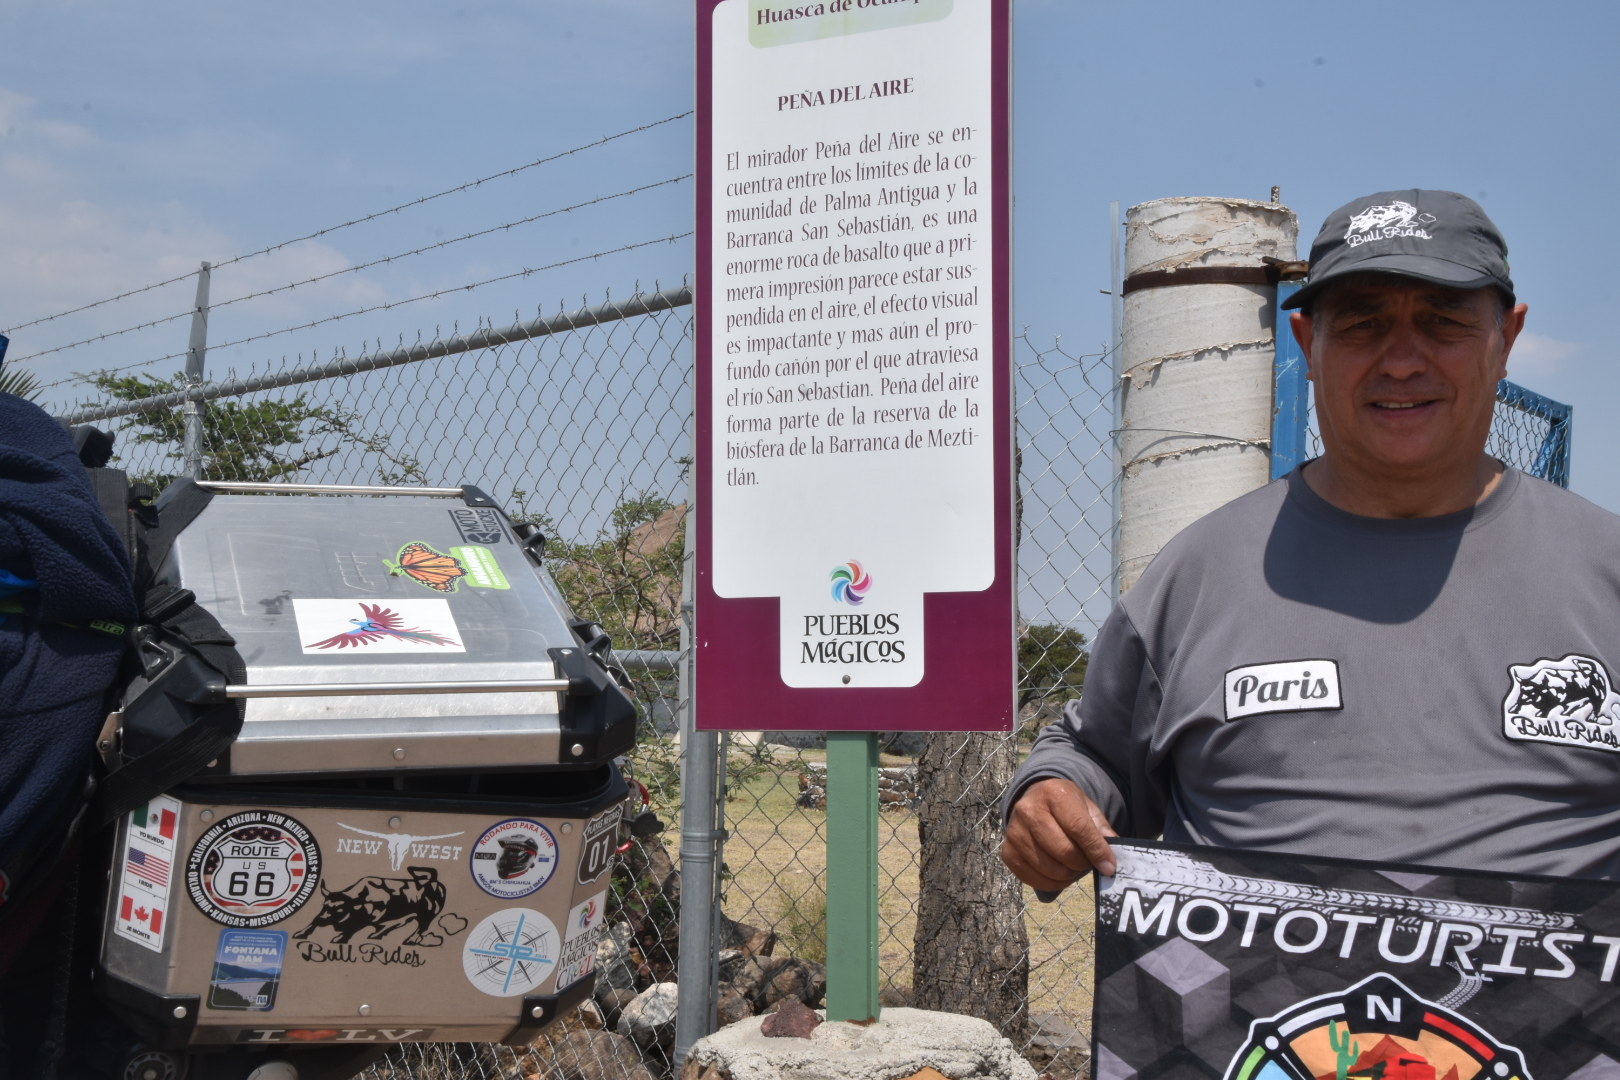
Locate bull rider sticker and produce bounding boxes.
[1503,652,1620,753]
[470,819,558,899]
[187,811,322,928]
[462,908,559,998]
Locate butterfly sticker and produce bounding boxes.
[385,541,468,593]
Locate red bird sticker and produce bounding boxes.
[293,599,465,655]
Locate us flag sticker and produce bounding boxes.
[114,794,182,954]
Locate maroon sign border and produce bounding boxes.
[694,0,1014,732]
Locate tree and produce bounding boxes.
[87,371,424,490]
[515,489,686,652]
[911,624,1090,1035]
[1017,622,1089,738]
[913,729,1031,1040]
[0,366,42,402]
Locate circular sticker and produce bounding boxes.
[469,819,558,899]
[462,908,559,998]
[186,811,322,928]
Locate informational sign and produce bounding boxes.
[1095,840,1620,1079]
[696,0,1013,731]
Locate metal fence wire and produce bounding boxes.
[51,283,1572,1080]
[56,291,1115,1079]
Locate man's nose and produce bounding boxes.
[1375,323,1429,377]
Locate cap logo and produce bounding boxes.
[1344,200,1436,247]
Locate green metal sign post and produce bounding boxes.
[825,731,881,1022]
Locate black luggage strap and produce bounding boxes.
[96,480,248,827]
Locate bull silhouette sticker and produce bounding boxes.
[293,867,456,948]
[1503,652,1620,754]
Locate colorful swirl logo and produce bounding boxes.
[578,899,598,930]
[829,562,872,606]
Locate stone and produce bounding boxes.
[879,986,915,1008]
[754,957,827,1011]
[677,1059,731,1080]
[715,986,753,1027]
[683,1007,1039,1080]
[759,996,821,1039]
[593,987,640,1031]
[717,913,777,957]
[574,999,606,1030]
[617,981,680,1050]
[545,1029,658,1080]
[724,955,772,1002]
[594,923,638,992]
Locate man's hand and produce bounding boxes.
[1000,777,1119,894]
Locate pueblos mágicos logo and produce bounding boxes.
[829,561,872,605]
[801,562,907,666]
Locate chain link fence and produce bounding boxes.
[57,288,1117,1079]
[53,270,1576,1080]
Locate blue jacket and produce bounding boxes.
[0,393,136,895]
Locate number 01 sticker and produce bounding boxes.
[187,811,322,928]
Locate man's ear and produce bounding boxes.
[1497,302,1529,380]
[1290,311,1315,380]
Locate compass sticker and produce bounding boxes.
[461,908,559,998]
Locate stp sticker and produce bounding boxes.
[186,811,322,928]
[469,819,558,899]
[462,908,559,998]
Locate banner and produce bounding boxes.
[1095,841,1620,1079]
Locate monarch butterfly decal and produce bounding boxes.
[385,542,468,593]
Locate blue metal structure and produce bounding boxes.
[1269,286,1572,487]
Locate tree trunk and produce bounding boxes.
[912,730,1029,1042]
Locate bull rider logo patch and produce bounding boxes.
[1225,973,1530,1080]
[1502,653,1620,753]
[1344,200,1437,246]
[187,811,322,929]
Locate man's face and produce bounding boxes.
[1291,276,1527,497]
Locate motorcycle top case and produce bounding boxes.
[98,769,629,1048]
[118,487,636,779]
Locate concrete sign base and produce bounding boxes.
[679,1007,1039,1080]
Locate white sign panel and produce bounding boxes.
[706,0,999,690]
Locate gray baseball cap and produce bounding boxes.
[1282,188,1515,310]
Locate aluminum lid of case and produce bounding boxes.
[146,487,599,777]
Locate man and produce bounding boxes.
[1001,189,1620,894]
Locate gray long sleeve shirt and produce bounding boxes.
[1007,467,1620,880]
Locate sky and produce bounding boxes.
[3,1,1616,525]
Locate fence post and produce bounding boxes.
[183,261,212,479]
[1270,280,1308,480]
[1108,201,1124,601]
[674,505,720,1067]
